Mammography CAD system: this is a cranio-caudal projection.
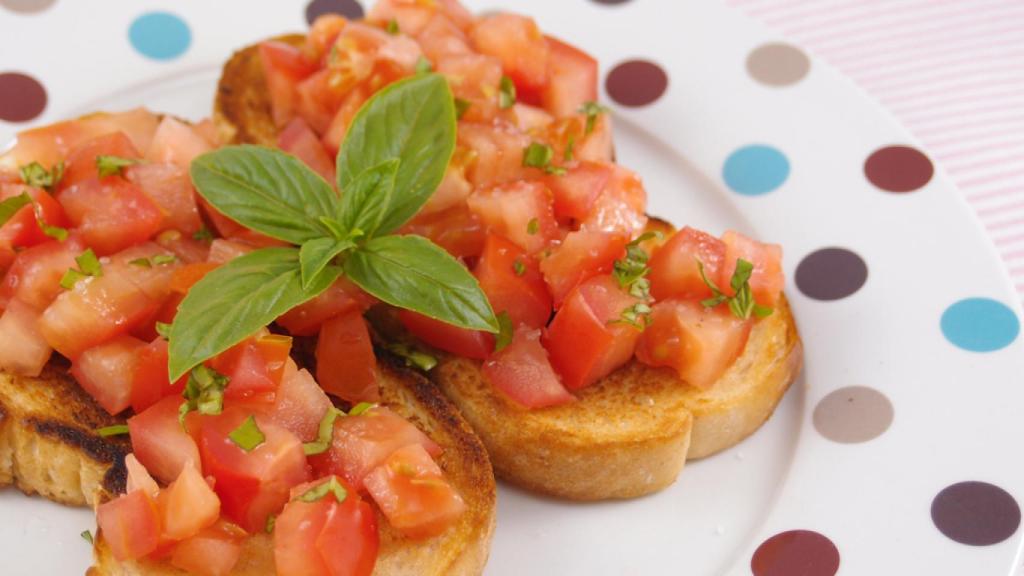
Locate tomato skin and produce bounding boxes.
[71,335,147,415]
[539,230,627,306]
[278,278,374,336]
[720,230,785,307]
[0,184,70,251]
[198,409,310,533]
[0,237,83,311]
[160,462,221,540]
[544,275,642,391]
[469,13,549,101]
[316,310,379,403]
[279,116,336,183]
[96,490,162,562]
[542,36,597,117]
[128,395,202,485]
[649,227,728,302]
[264,360,332,442]
[474,234,552,329]
[0,298,52,377]
[59,176,164,255]
[467,180,559,254]
[635,300,753,390]
[482,328,574,409]
[131,338,187,414]
[398,309,494,360]
[60,131,141,191]
[400,203,486,259]
[544,161,612,224]
[169,520,245,576]
[364,443,465,539]
[308,406,441,492]
[125,163,204,235]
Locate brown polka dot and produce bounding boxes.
[305,0,363,25]
[0,72,47,122]
[747,42,810,86]
[813,386,893,443]
[0,0,56,13]
[605,60,668,107]
[865,145,933,193]
[795,247,867,301]
[751,530,840,576]
[932,482,1020,546]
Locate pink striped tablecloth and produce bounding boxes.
[728,0,1024,299]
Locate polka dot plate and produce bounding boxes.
[2,1,1023,575]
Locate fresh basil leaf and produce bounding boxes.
[494,312,514,352]
[190,145,339,244]
[336,74,456,235]
[303,407,344,456]
[20,161,63,191]
[296,476,347,503]
[228,415,266,452]
[349,402,375,416]
[499,76,516,109]
[337,159,399,240]
[299,237,355,289]
[81,530,93,544]
[37,219,68,242]
[95,424,129,437]
[96,155,141,178]
[385,342,437,371]
[76,249,102,277]
[344,235,498,333]
[168,247,340,380]
[179,365,229,422]
[0,192,31,227]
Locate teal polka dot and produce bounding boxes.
[723,144,790,196]
[129,12,191,61]
[941,298,1019,352]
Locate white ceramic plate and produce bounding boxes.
[2,1,1022,574]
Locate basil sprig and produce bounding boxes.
[698,258,774,320]
[169,73,497,381]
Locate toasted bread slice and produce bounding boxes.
[88,357,495,576]
[0,360,128,507]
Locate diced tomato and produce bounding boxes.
[277,277,374,336]
[96,490,161,562]
[321,84,370,155]
[59,132,141,190]
[262,39,318,78]
[125,163,204,235]
[71,335,147,415]
[146,117,213,170]
[720,230,785,307]
[197,196,245,239]
[505,103,553,132]
[170,520,245,576]
[131,338,188,414]
[0,184,70,250]
[579,164,647,238]
[265,360,332,442]
[635,300,753,390]
[482,327,573,409]
[0,298,52,377]
[296,70,354,135]
[544,161,611,223]
[469,14,550,102]
[128,395,202,485]
[368,0,435,36]
[261,41,318,128]
[420,155,473,216]
[364,443,465,539]
[539,231,627,306]
[416,13,472,62]
[316,310,379,403]
[544,275,642,390]
[198,409,309,533]
[542,36,598,117]
[437,52,502,107]
[648,227,727,302]
[0,237,83,310]
[474,234,551,329]
[307,15,348,62]
[279,117,336,183]
[154,229,210,264]
[309,406,441,492]
[212,334,292,403]
[274,479,379,576]
[59,177,164,255]
[125,453,160,497]
[206,238,253,264]
[398,309,494,360]
[457,122,531,189]
[159,463,221,540]
[467,180,558,254]
[399,203,486,259]
[170,262,220,293]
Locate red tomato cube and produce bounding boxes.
[146,117,213,170]
[159,463,221,540]
[482,327,574,409]
[59,177,164,255]
[469,13,550,101]
[542,36,597,117]
[544,161,612,223]
[279,117,336,183]
[474,234,552,329]
[128,395,202,485]
[649,227,728,301]
[539,230,627,306]
[169,520,245,576]
[721,230,785,307]
[265,360,333,442]
[398,308,495,360]
[0,237,84,311]
[71,335,147,415]
[0,298,52,377]
[60,131,141,190]
[316,310,379,403]
[467,180,558,254]
[96,490,162,562]
[125,163,203,235]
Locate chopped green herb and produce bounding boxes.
[192,226,214,242]
[327,45,342,67]
[129,258,152,268]
[303,407,344,456]
[522,142,566,175]
[612,302,653,330]
[612,231,661,299]
[37,218,68,242]
[386,342,438,372]
[564,133,576,162]
[349,402,376,417]
[498,76,516,109]
[415,56,433,74]
[0,192,32,227]
[296,476,348,503]
[494,311,514,352]
[81,530,94,544]
[152,254,178,265]
[526,218,539,235]
[179,365,230,424]
[228,415,266,452]
[95,424,129,437]
[698,258,774,320]
[386,19,400,34]
[454,98,472,120]
[155,322,172,340]
[96,155,141,178]
[59,268,88,290]
[512,259,526,276]
[19,161,64,191]
[76,249,103,277]
[579,101,608,136]
[265,515,277,534]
